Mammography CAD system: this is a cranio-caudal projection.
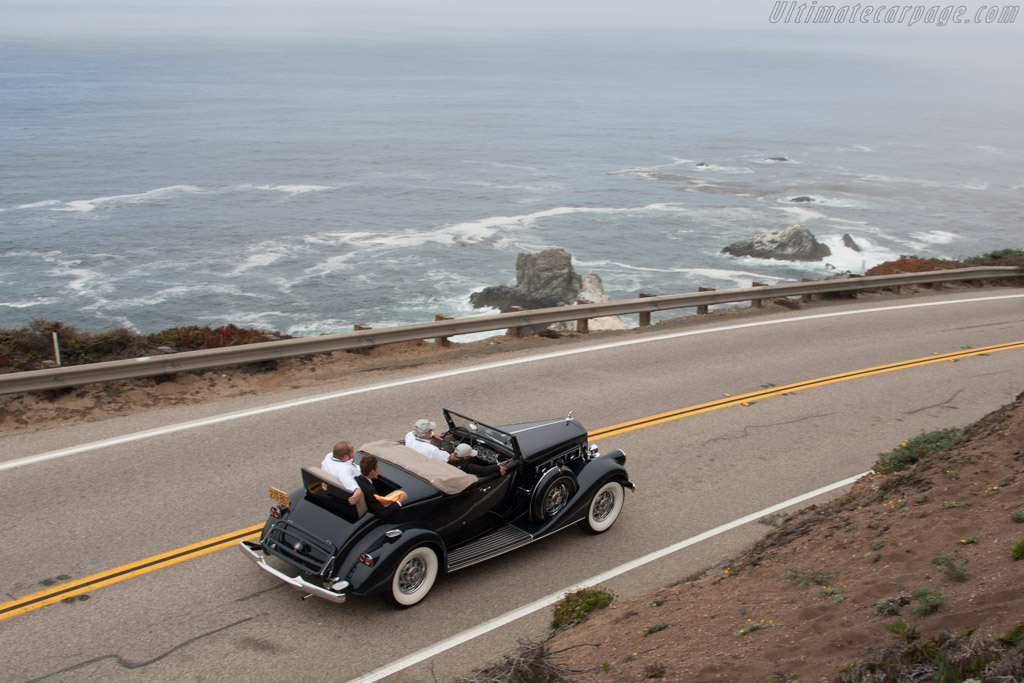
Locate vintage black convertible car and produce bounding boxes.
[239,409,633,607]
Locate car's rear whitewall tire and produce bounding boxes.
[578,481,624,534]
[387,545,439,608]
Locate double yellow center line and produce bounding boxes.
[589,340,1024,440]
[3,339,1022,622]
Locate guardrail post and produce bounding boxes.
[751,282,768,308]
[506,306,526,337]
[696,287,715,315]
[637,292,655,327]
[434,315,453,346]
[352,323,373,353]
[575,301,589,334]
[801,278,815,302]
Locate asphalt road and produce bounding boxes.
[2,289,1023,682]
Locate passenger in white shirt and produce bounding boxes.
[404,418,452,463]
[321,441,360,491]
[320,441,407,507]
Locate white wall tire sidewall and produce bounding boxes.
[586,481,623,533]
[391,546,439,607]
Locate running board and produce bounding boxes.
[446,525,534,572]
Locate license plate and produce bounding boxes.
[269,487,290,507]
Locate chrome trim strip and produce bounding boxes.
[238,541,348,604]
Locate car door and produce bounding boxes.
[441,472,518,546]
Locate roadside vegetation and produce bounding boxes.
[0,320,289,372]
[863,248,1024,276]
[459,390,1024,682]
[2,251,1020,374]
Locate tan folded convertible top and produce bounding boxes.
[359,440,477,495]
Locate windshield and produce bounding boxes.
[443,409,521,458]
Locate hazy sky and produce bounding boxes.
[0,1,1020,78]
[4,1,773,40]
[3,0,1020,51]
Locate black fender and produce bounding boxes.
[342,524,445,597]
[576,449,630,493]
[526,451,632,536]
[529,466,578,523]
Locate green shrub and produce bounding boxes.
[932,555,968,582]
[551,588,614,629]
[147,324,283,351]
[1012,510,1024,523]
[911,588,946,615]
[876,428,962,474]
[964,248,1024,267]
[1012,539,1024,561]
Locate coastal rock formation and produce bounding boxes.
[566,272,627,331]
[721,224,832,262]
[470,248,626,332]
[470,248,582,311]
[790,195,814,203]
[842,233,862,252]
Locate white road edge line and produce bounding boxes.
[347,470,869,683]
[4,293,1021,473]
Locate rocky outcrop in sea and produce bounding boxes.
[470,248,626,333]
[721,224,831,262]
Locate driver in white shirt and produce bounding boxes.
[404,419,452,463]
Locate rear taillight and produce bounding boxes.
[359,553,375,567]
[269,505,289,518]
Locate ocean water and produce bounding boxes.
[2,38,1022,337]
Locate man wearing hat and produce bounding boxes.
[451,443,506,477]
[404,418,452,463]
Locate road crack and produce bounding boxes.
[705,413,835,443]
[24,617,253,682]
[904,388,964,415]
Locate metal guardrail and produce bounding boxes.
[2,266,1019,395]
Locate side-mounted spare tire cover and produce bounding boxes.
[529,467,578,523]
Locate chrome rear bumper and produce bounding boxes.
[238,540,348,603]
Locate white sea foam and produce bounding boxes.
[814,233,900,274]
[459,180,562,194]
[462,160,540,172]
[691,163,754,174]
[13,199,63,210]
[774,205,828,222]
[301,253,360,279]
[228,241,302,276]
[574,258,788,289]
[858,174,989,191]
[54,185,203,212]
[0,297,62,309]
[206,310,289,330]
[302,204,693,254]
[909,230,961,245]
[250,184,337,194]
